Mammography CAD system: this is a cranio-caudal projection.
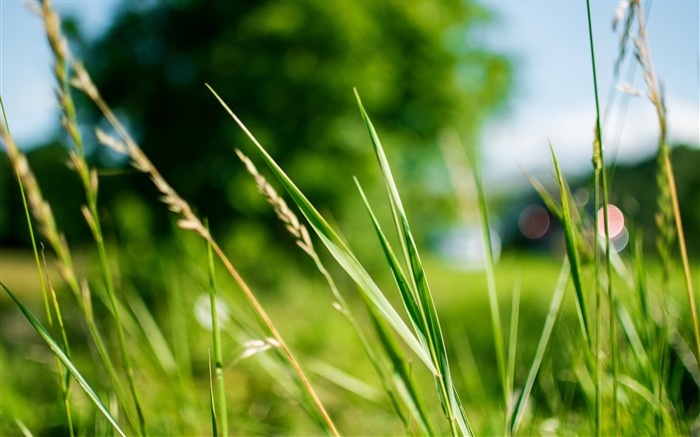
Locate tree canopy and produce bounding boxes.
[78,1,510,236]
[2,1,512,253]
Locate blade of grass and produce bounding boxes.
[1,281,126,437]
[208,352,218,437]
[1,95,140,434]
[633,0,699,363]
[0,97,52,327]
[75,68,337,435]
[355,180,437,434]
[2,96,75,436]
[14,419,33,437]
[207,84,434,375]
[235,149,421,433]
[40,2,147,432]
[123,288,178,375]
[354,91,471,436]
[550,143,591,349]
[365,297,435,436]
[43,255,75,436]
[506,276,521,435]
[466,145,508,421]
[585,2,619,433]
[206,220,228,437]
[510,259,570,435]
[355,179,428,358]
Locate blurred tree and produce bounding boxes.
[75,0,511,240]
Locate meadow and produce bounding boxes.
[1,1,698,436]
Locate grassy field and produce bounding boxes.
[1,0,699,436]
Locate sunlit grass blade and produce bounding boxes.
[365,297,435,436]
[207,84,434,375]
[1,281,126,437]
[354,182,435,433]
[549,144,591,349]
[354,90,471,436]
[236,147,416,434]
[510,260,569,434]
[355,178,428,354]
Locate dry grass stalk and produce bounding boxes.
[624,0,700,361]
[0,122,79,295]
[235,149,315,257]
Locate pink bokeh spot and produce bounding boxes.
[598,204,625,238]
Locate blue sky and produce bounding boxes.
[1,0,698,187]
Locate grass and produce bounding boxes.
[1,0,699,435]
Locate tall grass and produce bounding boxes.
[1,0,698,435]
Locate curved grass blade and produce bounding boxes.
[1,281,126,437]
[207,84,434,374]
[365,300,435,436]
[354,90,471,436]
[510,259,569,435]
[549,143,591,349]
[355,179,428,353]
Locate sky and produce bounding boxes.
[1,0,698,189]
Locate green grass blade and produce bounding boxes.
[510,259,569,435]
[506,277,521,432]
[14,418,33,437]
[354,90,470,436]
[208,352,218,437]
[207,84,434,374]
[1,281,126,437]
[549,143,591,349]
[467,146,508,415]
[355,179,428,350]
[522,171,562,221]
[123,288,178,375]
[2,97,76,436]
[206,221,228,437]
[365,297,435,436]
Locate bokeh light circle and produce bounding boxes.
[598,204,624,238]
[519,204,550,239]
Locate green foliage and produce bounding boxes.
[75,0,510,242]
[2,1,699,436]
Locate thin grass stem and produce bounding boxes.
[585,1,619,433]
[468,147,508,418]
[1,96,75,435]
[206,221,228,436]
[506,277,521,435]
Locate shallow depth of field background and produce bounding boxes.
[1,1,699,435]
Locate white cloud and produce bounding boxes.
[480,95,699,188]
